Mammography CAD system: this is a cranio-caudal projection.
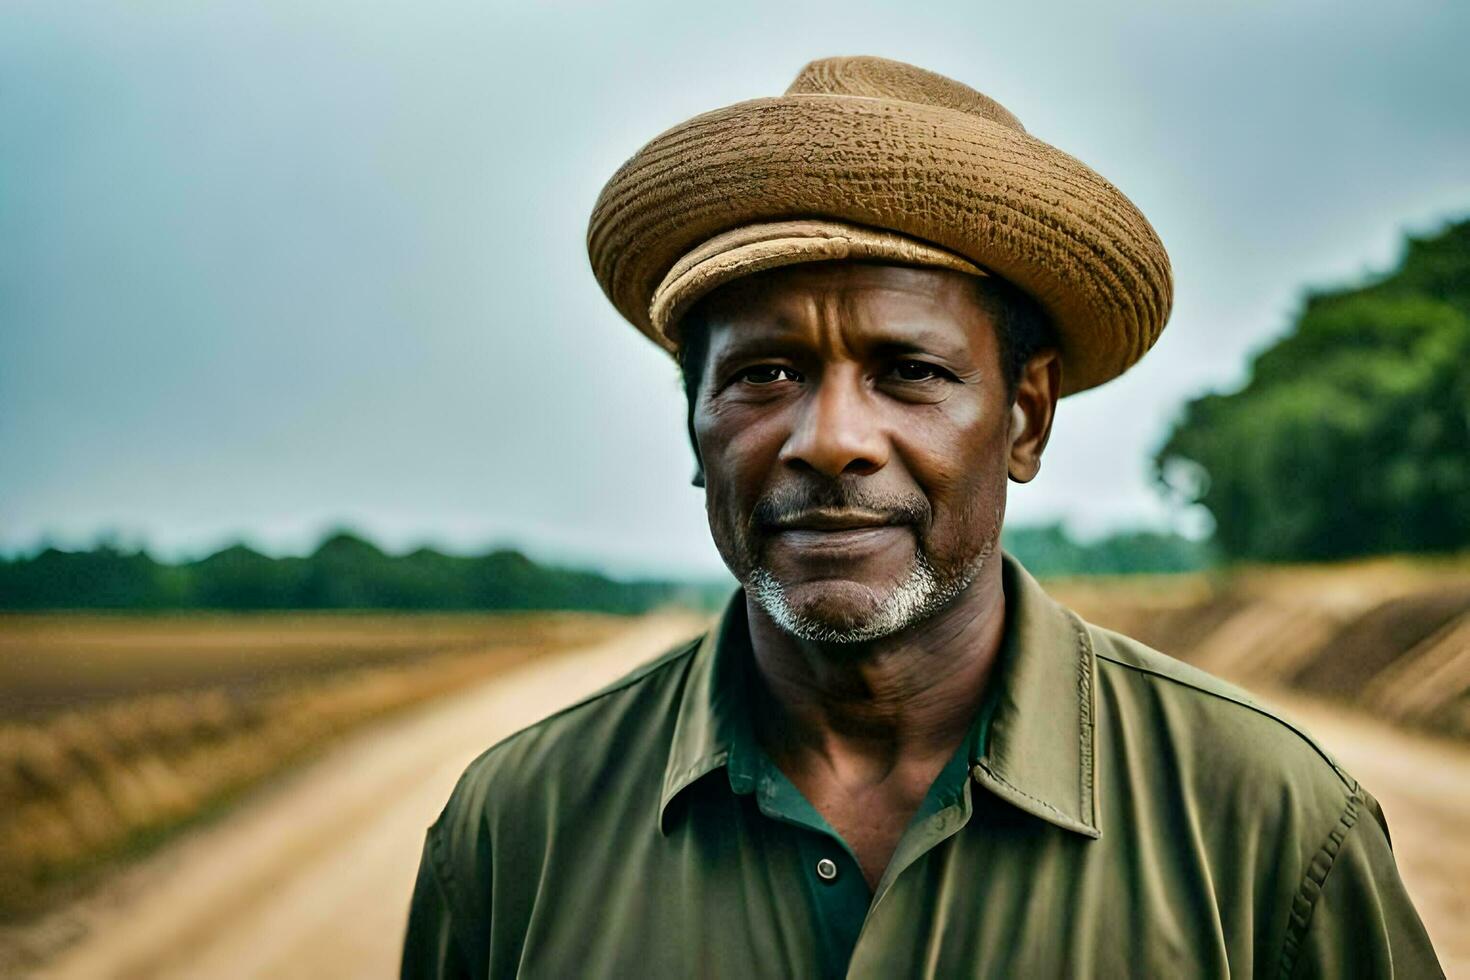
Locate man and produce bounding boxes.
[402,56,1441,978]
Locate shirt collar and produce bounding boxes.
[657,588,750,829]
[657,551,1100,839]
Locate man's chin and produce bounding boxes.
[745,567,935,644]
[743,544,991,644]
[764,578,886,630]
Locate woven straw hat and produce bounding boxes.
[587,55,1172,396]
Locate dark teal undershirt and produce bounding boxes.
[726,680,1000,979]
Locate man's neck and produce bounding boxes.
[745,562,1007,783]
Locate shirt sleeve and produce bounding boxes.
[401,829,476,980]
[1284,790,1444,979]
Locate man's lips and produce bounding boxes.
[764,508,907,533]
[761,509,914,558]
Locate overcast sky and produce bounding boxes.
[3,0,1467,576]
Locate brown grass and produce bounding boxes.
[0,612,630,920]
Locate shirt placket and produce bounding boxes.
[750,758,872,979]
[844,776,977,977]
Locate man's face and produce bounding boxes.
[689,261,1054,643]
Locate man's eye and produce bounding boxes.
[891,360,948,382]
[737,365,802,385]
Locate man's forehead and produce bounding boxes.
[694,261,995,351]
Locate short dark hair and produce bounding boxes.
[676,271,1057,474]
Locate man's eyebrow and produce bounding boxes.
[869,335,965,359]
[866,323,976,363]
[708,330,805,364]
[709,326,972,365]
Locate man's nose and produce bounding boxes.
[778,366,889,478]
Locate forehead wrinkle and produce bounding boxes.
[705,267,983,362]
[703,289,813,351]
[709,283,839,353]
[833,283,978,362]
[784,280,953,362]
[817,285,857,359]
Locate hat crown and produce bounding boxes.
[786,56,1026,134]
[589,54,1173,396]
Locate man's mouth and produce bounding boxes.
[760,509,914,560]
[766,508,907,532]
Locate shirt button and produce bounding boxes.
[815,858,839,882]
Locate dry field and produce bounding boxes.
[1048,555,1470,740]
[0,611,632,921]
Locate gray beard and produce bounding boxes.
[744,542,993,644]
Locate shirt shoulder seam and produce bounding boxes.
[1275,786,1364,979]
[1092,645,1356,790]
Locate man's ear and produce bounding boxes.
[1008,350,1061,483]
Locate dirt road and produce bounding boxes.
[28,613,708,980]
[24,617,1469,978]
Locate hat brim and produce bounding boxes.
[649,219,988,349]
[588,93,1172,396]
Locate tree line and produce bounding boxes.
[0,524,1214,612]
[1155,217,1470,562]
[0,531,729,613]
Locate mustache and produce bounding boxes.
[749,483,929,532]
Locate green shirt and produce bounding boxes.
[401,554,1442,979]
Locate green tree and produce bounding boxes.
[1155,218,1470,561]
